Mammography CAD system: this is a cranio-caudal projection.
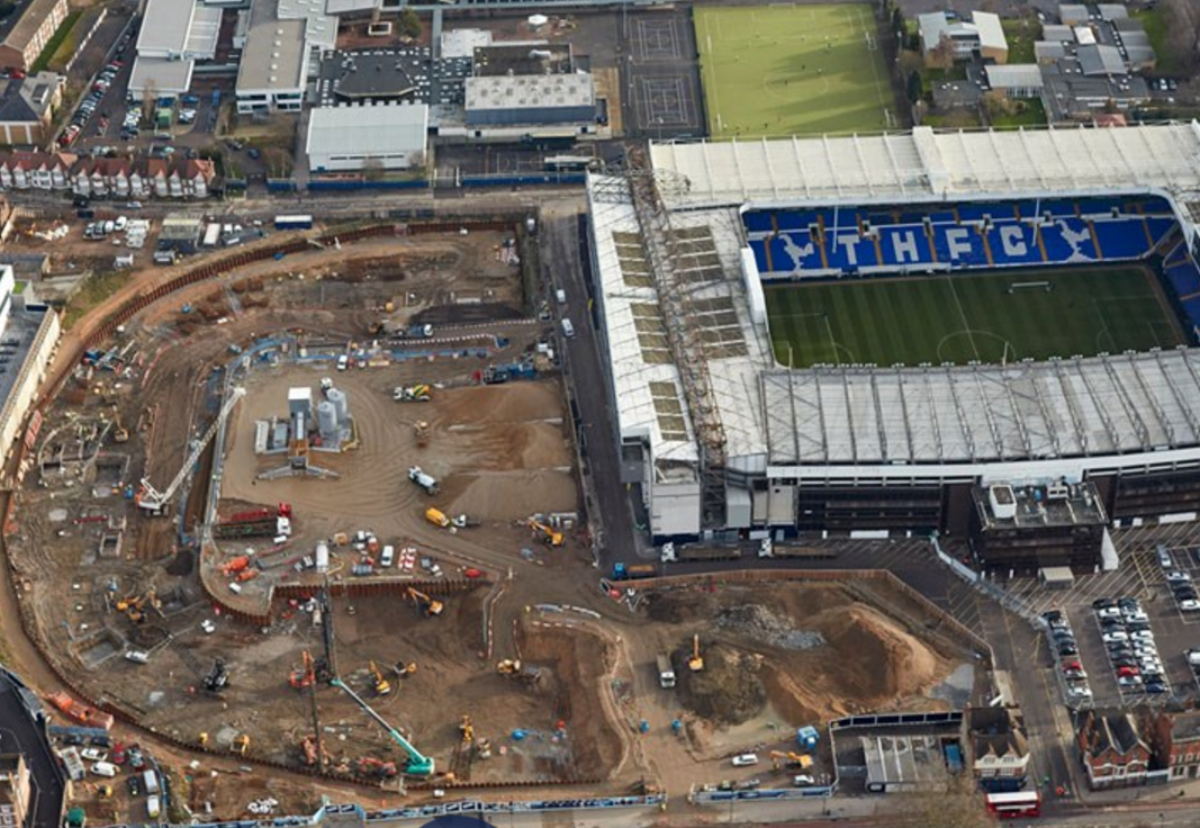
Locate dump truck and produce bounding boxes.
[612,562,655,581]
[408,466,438,495]
[394,385,431,402]
[425,507,450,528]
[656,654,676,689]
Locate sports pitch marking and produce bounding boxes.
[636,18,683,61]
[640,76,692,127]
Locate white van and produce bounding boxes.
[336,355,349,371]
[380,545,395,567]
[228,582,243,594]
[91,762,117,777]
[125,650,150,664]
[555,288,567,305]
[560,318,575,339]
[143,770,159,794]
[147,795,161,819]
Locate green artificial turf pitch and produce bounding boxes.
[763,267,1185,368]
[695,4,893,137]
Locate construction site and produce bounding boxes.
[0,210,979,823]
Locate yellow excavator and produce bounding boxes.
[369,660,391,696]
[112,413,129,444]
[688,634,704,672]
[231,734,250,756]
[406,587,444,617]
[769,750,814,770]
[527,519,563,547]
[459,715,474,745]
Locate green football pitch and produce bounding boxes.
[694,4,893,138]
[763,267,1185,368]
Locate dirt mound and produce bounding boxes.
[814,605,943,702]
[675,642,766,726]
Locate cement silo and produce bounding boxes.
[326,388,349,422]
[317,401,338,440]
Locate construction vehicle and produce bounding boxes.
[331,678,434,775]
[231,734,250,756]
[393,385,431,402]
[290,651,316,690]
[769,750,814,770]
[406,587,444,617]
[355,757,398,778]
[656,654,676,689]
[459,715,474,745]
[408,466,438,495]
[204,658,230,693]
[424,507,450,528]
[393,661,417,679]
[115,590,161,624]
[112,414,129,444]
[46,686,114,724]
[97,784,114,800]
[612,562,656,580]
[222,556,251,576]
[369,661,391,696]
[496,659,542,684]
[414,420,430,447]
[138,387,246,514]
[527,519,563,547]
[688,634,704,672]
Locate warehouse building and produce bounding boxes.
[306,103,427,172]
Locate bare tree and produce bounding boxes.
[1161,0,1200,72]
[893,776,997,828]
[930,35,957,70]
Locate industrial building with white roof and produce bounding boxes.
[586,123,1200,556]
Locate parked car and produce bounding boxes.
[126,776,141,797]
[1146,681,1168,694]
[1103,631,1130,644]
[731,754,759,767]
[1181,599,1200,611]
[1092,598,1116,610]
[1097,606,1122,620]
[1117,675,1143,689]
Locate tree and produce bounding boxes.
[1161,0,1200,72]
[930,35,957,70]
[893,776,996,828]
[398,8,421,40]
[360,156,384,182]
[906,70,923,104]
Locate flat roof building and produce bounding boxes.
[306,102,427,172]
[464,72,595,127]
[862,734,950,793]
[236,0,307,114]
[918,10,1007,66]
[0,754,30,828]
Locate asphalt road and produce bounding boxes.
[0,671,65,828]
[541,209,637,565]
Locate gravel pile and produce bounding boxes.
[715,604,826,650]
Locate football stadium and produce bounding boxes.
[587,124,1200,570]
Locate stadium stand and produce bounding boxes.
[746,197,1182,278]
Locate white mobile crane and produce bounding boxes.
[137,387,247,514]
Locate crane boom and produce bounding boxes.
[138,387,246,512]
[331,678,434,775]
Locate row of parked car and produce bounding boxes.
[1044,610,1093,704]
[1157,545,1200,613]
[1093,596,1169,695]
[64,59,125,146]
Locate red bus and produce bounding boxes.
[985,791,1041,819]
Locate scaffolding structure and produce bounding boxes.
[624,144,728,527]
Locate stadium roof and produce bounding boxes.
[648,123,1200,209]
[761,349,1200,468]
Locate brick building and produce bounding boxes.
[1077,709,1151,789]
[0,0,69,72]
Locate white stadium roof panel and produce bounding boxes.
[650,123,1200,209]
